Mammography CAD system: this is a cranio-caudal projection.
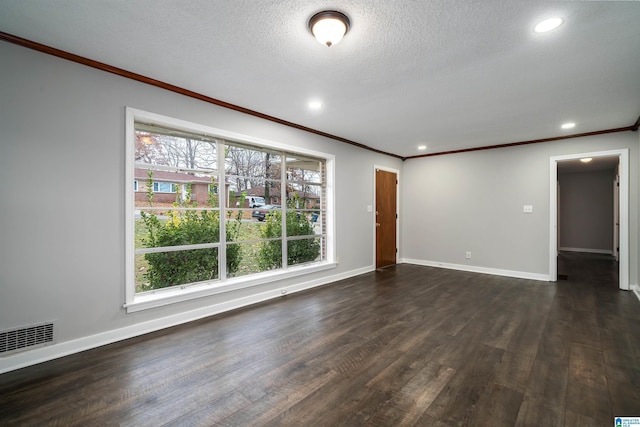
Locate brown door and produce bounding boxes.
[376,169,397,269]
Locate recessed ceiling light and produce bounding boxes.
[417,145,427,150]
[561,122,576,129]
[580,158,593,163]
[534,17,563,33]
[308,100,323,110]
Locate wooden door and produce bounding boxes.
[376,169,397,269]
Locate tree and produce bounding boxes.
[135,132,165,164]
[225,145,267,192]
[161,137,216,171]
[135,130,217,173]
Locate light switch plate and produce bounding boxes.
[523,205,533,213]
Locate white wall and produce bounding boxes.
[559,170,615,253]
[0,42,402,372]
[401,133,638,282]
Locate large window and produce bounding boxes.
[125,108,334,311]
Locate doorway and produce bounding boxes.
[375,167,398,269]
[549,149,629,290]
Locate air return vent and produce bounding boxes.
[0,322,55,356]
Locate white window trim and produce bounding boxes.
[152,181,177,193]
[125,107,336,312]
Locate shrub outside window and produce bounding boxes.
[125,108,335,311]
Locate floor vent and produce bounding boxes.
[0,322,55,356]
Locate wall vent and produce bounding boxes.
[0,322,55,356]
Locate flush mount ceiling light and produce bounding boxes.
[561,122,576,129]
[580,158,593,163]
[309,10,350,47]
[417,145,427,151]
[534,17,564,33]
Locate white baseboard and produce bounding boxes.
[559,247,614,255]
[0,265,374,375]
[632,284,640,303]
[401,258,550,282]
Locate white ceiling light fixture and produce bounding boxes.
[309,10,350,47]
[417,145,427,150]
[308,100,323,110]
[561,122,576,129]
[580,158,593,163]
[534,17,564,33]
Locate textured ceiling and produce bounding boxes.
[1,0,639,157]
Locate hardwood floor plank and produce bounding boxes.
[216,367,340,427]
[536,320,573,365]
[260,349,405,426]
[493,350,536,393]
[506,290,555,357]
[563,408,606,427]
[1,254,639,425]
[565,343,612,425]
[481,309,525,350]
[522,359,569,403]
[158,391,251,427]
[515,394,565,427]
[546,295,574,323]
[568,342,608,389]
[467,383,524,427]
[571,309,601,349]
[425,344,505,424]
[363,363,455,427]
[608,375,640,417]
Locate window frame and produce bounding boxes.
[125,107,336,313]
[152,181,177,193]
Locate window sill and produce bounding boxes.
[124,261,337,313]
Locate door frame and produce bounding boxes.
[614,172,620,262]
[373,165,400,268]
[549,149,629,290]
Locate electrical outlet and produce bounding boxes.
[466,251,471,259]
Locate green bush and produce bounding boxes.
[258,201,320,270]
[139,176,242,291]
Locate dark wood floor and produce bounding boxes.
[1,253,639,426]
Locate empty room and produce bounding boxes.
[1,1,639,426]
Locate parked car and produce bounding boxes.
[251,205,280,221]
[247,196,265,208]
